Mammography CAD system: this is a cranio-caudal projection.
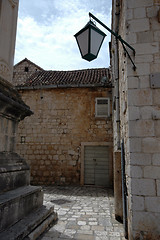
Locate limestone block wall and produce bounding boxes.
[16,87,112,185]
[112,0,160,239]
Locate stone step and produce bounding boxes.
[0,152,30,193]
[0,204,58,240]
[0,185,43,232]
[0,168,30,193]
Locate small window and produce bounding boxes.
[95,98,110,118]
[24,67,29,72]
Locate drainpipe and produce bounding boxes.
[115,41,120,150]
[115,0,121,150]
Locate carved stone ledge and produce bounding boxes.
[0,76,33,120]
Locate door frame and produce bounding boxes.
[80,142,113,186]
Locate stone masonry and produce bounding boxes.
[111,0,160,239]
[16,86,113,186]
[13,58,43,86]
[41,186,125,240]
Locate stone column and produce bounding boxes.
[0,1,57,238]
[0,0,19,83]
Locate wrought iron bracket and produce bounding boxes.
[89,12,136,71]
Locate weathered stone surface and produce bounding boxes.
[146,6,159,17]
[130,153,152,165]
[0,204,57,240]
[15,87,112,185]
[129,120,154,137]
[137,31,153,43]
[144,166,160,179]
[132,195,144,211]
[0,152,30,192]
[111,0,160,238]
[0,185,43,232]
[152,153,160,165]
[145,197,160,212]
[132,42,159,55]
[134,7,146,19]
[142,138,160,153]
[126,32,137,44]
[127,165,143,178]
[127,0,153,9]
[0,77,32,114]
[128,19,150,32]
[129,138,142,153]
[128,89,152,106]
[128,106,140,120]
[130,178,156,196]
[140,106,153,119]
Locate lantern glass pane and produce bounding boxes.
[76,29,89,56]
[90,28,104,56]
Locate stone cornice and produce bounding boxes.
[0,76,33,120]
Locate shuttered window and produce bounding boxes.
[95,98,110,117]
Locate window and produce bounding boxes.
[95,98,110,118]
[24,67,29,72]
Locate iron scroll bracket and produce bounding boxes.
[89,12,136,71]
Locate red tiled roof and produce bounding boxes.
[17,68,111,88]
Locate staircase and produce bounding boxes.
[0,152,57,240]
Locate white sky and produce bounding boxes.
[14,0,112,71]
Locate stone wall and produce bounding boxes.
[111,0,160,239]
[13,59,43,86]
[16,87,112,185]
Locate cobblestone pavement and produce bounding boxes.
[40,186,125,240]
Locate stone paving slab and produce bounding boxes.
[39,186,125,240]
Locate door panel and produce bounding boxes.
[84,146,110,187]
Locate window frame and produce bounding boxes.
[95,97,110,118]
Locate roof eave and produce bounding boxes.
[16,83,112,90]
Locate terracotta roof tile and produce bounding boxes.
[17,68,111,88]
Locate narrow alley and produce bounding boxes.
[39,186,125,240]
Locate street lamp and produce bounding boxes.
[74,12,136,70]
[74,20,106,62]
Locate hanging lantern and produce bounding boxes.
[74,20,106,62]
